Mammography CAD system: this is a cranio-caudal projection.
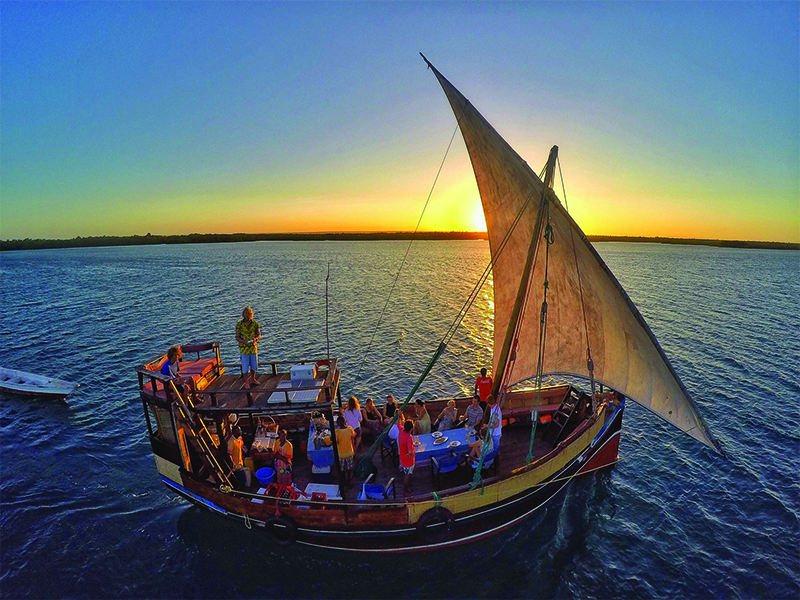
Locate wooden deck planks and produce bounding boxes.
[197,373,287,410]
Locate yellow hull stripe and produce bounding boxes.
[407,408,606,523]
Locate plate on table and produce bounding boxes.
[431,431,443,439]
[448,440,461,448]
[433,436,449,446]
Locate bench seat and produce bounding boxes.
[142,357,220,398]
[504,403,562,419]
[179,357,218,378]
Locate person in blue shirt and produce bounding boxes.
[161,346,200,402]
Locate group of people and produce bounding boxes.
[227,422,293,488]
[334,367,502,495]
[164,303,503,498]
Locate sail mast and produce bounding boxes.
[492,146,558,397]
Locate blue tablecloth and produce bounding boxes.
[415,427,471,464]
[307,423,334,468]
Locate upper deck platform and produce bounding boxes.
[135,342,340,416]
[194,364,340,414]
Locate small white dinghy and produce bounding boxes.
[0,367,78,399]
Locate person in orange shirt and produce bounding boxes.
[228,426,251,487]
[275,429,293,485]
[474,368,493,411]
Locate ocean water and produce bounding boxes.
[0,240,798,599]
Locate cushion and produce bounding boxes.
[180,358,218,377]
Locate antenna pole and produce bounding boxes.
[325,262,331,362]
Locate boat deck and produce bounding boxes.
[193,372,332,412]
[239,419,558,502]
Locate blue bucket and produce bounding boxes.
[255,467,275,486]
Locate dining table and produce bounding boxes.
[413,426,472,464]
[307,421,335,469]
[249,435,279,470]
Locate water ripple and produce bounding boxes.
[1,241,798,599]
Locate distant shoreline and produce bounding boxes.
[1,231,797,252]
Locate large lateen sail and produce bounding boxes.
[423,56,722,453]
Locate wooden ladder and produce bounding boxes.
[544,389,580,445]
[169,382,235,488]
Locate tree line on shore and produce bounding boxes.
[1,231,797,252]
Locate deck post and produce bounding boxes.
[142,399,153,437]
[214,414,224,449]
[326,403,342,491]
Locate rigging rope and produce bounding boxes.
[525,188,555,465]
[442,161,548,346]
[351,121,462,389]
[557,156,596,403]
[359,160,549,480]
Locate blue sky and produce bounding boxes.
[1,1,798,241]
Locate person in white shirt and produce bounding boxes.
[344,396,364,451]
[388,413,406,442]
[486,394,502,448]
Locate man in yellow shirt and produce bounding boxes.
[235,306,261,388]
[335,415,355,484]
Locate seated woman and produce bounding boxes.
[161,346,201,402]
[434,400,458,432]
[382,394,398,426]
[413,399,431,435]
[361,397,383,440]
[467,424,494,466]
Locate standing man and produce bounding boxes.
[228,426,251,487]
[486,395,503,449]
[235,306,261,388]
[398,419,416,496]
[275,429,293,486]
[474,367,493,411]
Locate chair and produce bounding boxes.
[358,473,397,500]
[466,445,500,478]
[480,446,500,477]
[431,452,461,487]
[380,436,399,467]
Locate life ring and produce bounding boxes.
[264,516,297,546]
[416,507,454,543]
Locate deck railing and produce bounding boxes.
[136,350,340,411]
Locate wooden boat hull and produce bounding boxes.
[0,367,78,399]
[160,401,625,553]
